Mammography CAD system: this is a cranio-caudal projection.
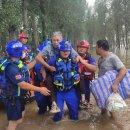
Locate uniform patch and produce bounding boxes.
[15,74,22,79]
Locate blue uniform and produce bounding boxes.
[2,61,29,120]
[48,55,79,122]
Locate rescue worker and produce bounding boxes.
[18,32,36,96]
[1,40,50,130]
[25,45,35,86]
[18,32,32,64]
[77,40,96,109]
[25,45,35,63]
[34,61,49,114]
[18,32,28,46]
[34,42,51,114]
[36,31,79,113]
[48,40,80,122]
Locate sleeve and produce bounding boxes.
[47,55,57,66]
[89,56,96,65]
[5,64,24,84]
[71,48,78,58]
[39,45,50,57]
[110,54,125,70]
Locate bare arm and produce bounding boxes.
[112,67,127,92]
[26,59,36,69]
[78,56,96,72]
[35,53,56,72]
[40,66,46,81]
[35,53,50,69]
[18,81,50,96]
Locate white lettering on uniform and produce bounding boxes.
[12,42,23,48]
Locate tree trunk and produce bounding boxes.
[0,0,2,9]
[39,0,46,40]
[115,24,120,48]
[8,25,17,41]
[22,0,28,34]
[32,15,39,48]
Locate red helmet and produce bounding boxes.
[77,40,90,49]
[18,32,28,40]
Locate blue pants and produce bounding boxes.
[53,90,79,122]
[2,97,24,120]
[35,92,51,114]
[84,79,91,102]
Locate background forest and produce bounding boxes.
[0,0,130,51]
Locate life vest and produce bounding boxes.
[53,57,80,92]
[0,57,30,98]
[79,53,95,80]
[25,52,34,63]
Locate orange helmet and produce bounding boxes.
[18,32,28,40]
[77,40,90,49]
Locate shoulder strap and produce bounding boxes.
[0,58,11,71]
[84,52,91,61]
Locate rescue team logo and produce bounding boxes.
[15,74,22,79]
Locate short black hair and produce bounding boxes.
[96,40,109,51]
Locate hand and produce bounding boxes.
[48,66,56,72]
[76,56,82,63]
[112,84,118,93]
[79,58,86,65]
[73,55,82,63]
[40,87,50,96]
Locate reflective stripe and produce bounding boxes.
[74,80,80,85]
[18,60,23,68]
[0,59,7,68]
[0,59,7,70]
[18,86,20,96]
[1,66,5,70]
[55,83,62,86]
[71,71,74,76]
[57,58,62,62]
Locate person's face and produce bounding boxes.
[52,35,62,48]
[77,46,88,55]
[60,50,70,59]
[21,38,28,45]
[96,45,101,55]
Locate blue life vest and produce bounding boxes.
[0,58,30,98]
[53,57,80,91]
[26,52,34,62]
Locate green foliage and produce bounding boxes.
[0,0,22,33]
[1,0,130,49]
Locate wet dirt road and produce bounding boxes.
[0,96,130,130]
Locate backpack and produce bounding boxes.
[0,58,10,90]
